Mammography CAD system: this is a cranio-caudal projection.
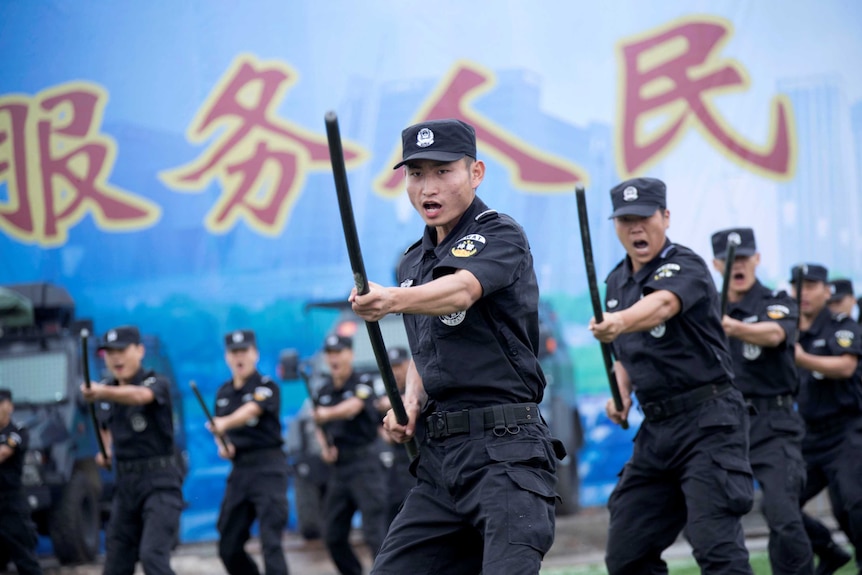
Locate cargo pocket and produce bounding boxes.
[697,399,743,429]
[711,452,754,515]
[504,467,558,554]
[486,437,549,467]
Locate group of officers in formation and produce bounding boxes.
[1,117,862,575]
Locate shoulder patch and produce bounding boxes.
[142,376,157,387]
[475,209,498,221]
[6,431,21,447]
[766,305,789,319]
[654,263,680,280]
[404,239,422,254]
[451,234,486,258]
[355,383,373,400]
[660,244,677,259]
[835,330,855,348]
[253,386,273,401]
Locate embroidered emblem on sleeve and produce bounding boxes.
[766,305,789,320]
[142,377,157,387]
[451,234,486,258]
[835,330,854,348]
[253,386,273,402]
[7,432,21,447]
[355,383,373,400]
[653,263,680,280]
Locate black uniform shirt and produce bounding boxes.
[0,420,27,491]
[797,308,862,423]
[397,196,545,411]
[214,371,282,453]
[97,368,175,460]
[605,239,734,404]
[317,372,378,449]
[726,281,799,397]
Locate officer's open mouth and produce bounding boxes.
[423,202,442,214]
[633,240,648,249]
[733,272,745,280]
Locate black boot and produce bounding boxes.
[814,542,852,575]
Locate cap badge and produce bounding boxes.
[416,128,434,148]
[622,186,638,202]
[326,335,338,346]
[830,284,837,295]
[727,232,741,245]
[107,330,117,342]
[232,331,244,343]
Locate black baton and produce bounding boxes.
[325,111,419,460]
[575,186,629,429]
[719,234,740,317]
[190,380,230,452]
[80,329,111,470]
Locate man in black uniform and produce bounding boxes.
[375,346,417,526]
[80,325,183,575]
[208,329,289,575]
[313,334,387,575]
[351,118,562,575]
[792,264,862,573]
[828,278,857,320]
[0,388,43,575]
[590,178,753,573]
[711,227,813,574]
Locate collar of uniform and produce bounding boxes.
[420,196,487,253]
[109,367,150,387]
[627,238,675,283]
[233,370,262,391]
[729,279,767,316]
[805,305,833,336]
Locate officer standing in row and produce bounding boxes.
[592,178,753,573]
[313,334,387,575]
[792,264,862,573]
[80,325,183,575]
[208,329,290,575]
[0,388,43,575]
[375,346,416,527]
[828,278,858,321]
[711,228,813,574]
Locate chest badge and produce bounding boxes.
[650,322,666,338]
[607,299,619,309]
[439,310,466,326]
[131,414,148,432]
[742,343,762,360]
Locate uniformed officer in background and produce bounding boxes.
[374,346,416,526]
[351,118,562,575]
[792,264,862,573]
[208,329,289,575]
[313,334,387,575]
[827,278,857,321]
[711,228,813,574]
[591,178,753,573]
[0,388,43,575]
[80,325,183,575]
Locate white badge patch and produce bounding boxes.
[835,330,855,348]
[245,416,259,427]
[742,315,759,324]
[242,393,253,403]
[142,376,156,387]
[216,398,230,407]
[813,339,826,348]
[607,299,619,309]
[623,186,638,201]
[131,414,147,432]
[812,370,824,380]
[100,402,111,411]
[416,128,434,148]
[400,278,414,288]
[743,343,762,360]
[650,322,666,338]
[439,310,466,326]
[355,383,373,400]
[107,330,118,342]
[654,263,680,280]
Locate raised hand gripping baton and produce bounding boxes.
[719,234,740,317]
[80,329,111,470]
[324,111,419,460]
[575,186,629,430]
[190,380,230,452]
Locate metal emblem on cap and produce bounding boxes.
[232,331,244,343]
[107,330,117,342]
[727,232,741,245]
[622,186,638,202]
[326,335,338,346]
[416,128,434,148]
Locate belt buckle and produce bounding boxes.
[430,412,449,438]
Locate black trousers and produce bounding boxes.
[103,467,183,575]
[0,494,42,575]
[746,407,813,574]
[217,461,289,575]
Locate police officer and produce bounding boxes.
[590,178,753,573]
[208,329,289,575]
[375,346,416,526]
[313,334,387,575]
[711,228,813,574]
[0,388,43,575]
[352,118,562,575]
[827,278,857,320]
[80,325,183,575]
[792,264,862,572]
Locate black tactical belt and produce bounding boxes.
[233,447,285,467]
[745,394,795,412]
[336,444,373,464]
[641,382,732,422]
[425,403,539,439]
[116,454,177,474]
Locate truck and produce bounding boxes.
[0,283,187,565]
[281,298,585,537]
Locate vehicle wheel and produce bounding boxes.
[49,462,101,565]
[555,449,581,516]
[294,475,325,540]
